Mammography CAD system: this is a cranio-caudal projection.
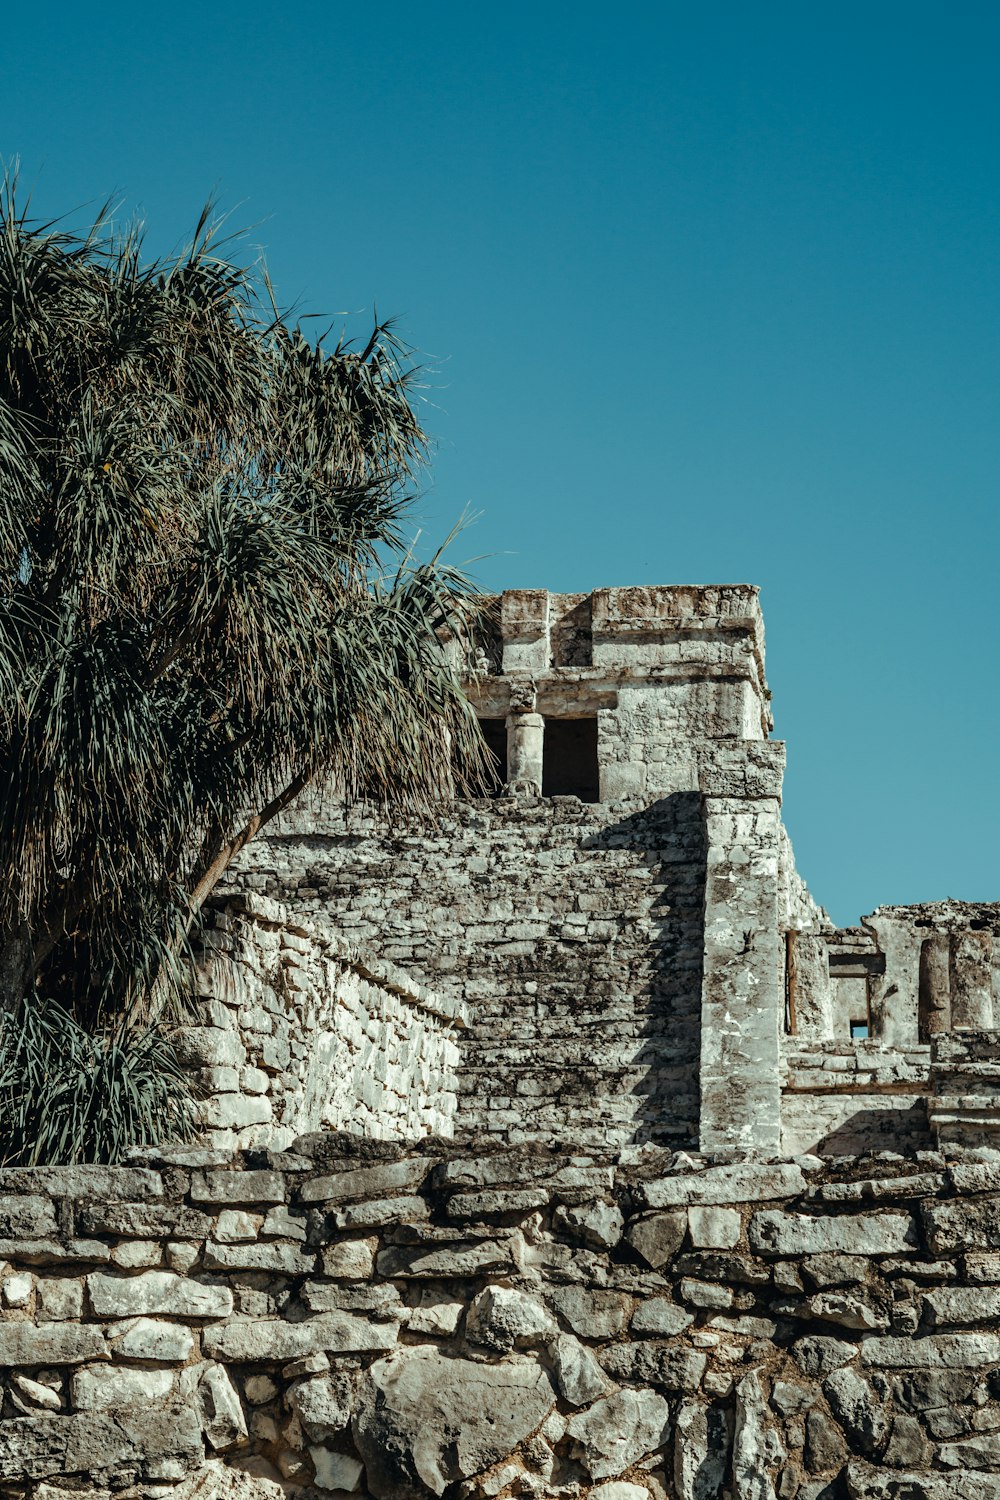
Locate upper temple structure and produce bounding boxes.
[185,583,1000,1162]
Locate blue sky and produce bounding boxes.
[4,1,998,924]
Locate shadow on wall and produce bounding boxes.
[805,1099,931,1155]
[582,792,708,1146]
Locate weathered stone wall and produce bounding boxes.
[225,793,709,1151]
[185,896,466,1153]
[6,1143,1000,1498]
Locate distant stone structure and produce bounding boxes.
[220,583,998,1161]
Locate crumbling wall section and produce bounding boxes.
[185,896,466,1153]
[5,1145,1000,1497]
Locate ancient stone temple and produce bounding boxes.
[2,582,1000,1500]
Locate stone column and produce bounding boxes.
[950,930,994,1029]
[918,935,951,1040]
[506,712,544,795]
[698,743,786,1153]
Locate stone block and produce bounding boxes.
[298,1158,432,1204]
[0,1168,163,1201]
[191,1170,286,1205]
[203,1313,399,1362]
[566,1389,670,1479]
[0,1323,107,1366]
[626,1211,687,1269]
[687,1205,741,1249]
[321,1239,377,1279]
[642,1163,804,1208]
[0,1195,58,1237]
[749,1211,917,1257]
[107,1317,195,1363]
[71,1365,174,1411]
[37,1278,84,1321]
[203,1240,316,1275]
[87,1271,233,1320]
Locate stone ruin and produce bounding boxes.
[1,582,1000,1500]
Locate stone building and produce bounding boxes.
[211,583,999,1162]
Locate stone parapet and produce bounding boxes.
[187,895,465,1153]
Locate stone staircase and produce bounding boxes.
[928,1030,1000,1147]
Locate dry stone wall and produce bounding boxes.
[184,896,466,1153]
[6,1142,1000,1498]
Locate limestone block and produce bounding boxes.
[547,1285,630,1340]
[261,1205,307,1241]
[805,1291,886,1331]
[333,1196,430,1229]
[749,1211,917,1257]
[71,1365,175,1410]
[88,1272,233,1320]
[466,1285,557,1353]
[321,1239,377,1279]
[9,1375,61,1413]
[551,1333,612,1407]
[566,1388,670,1479]
[107,1317,195,1363]
[37,1278,84,1321]
[922,1196,1000,1254]
[0,1404,203,1483]
[446,1187,551,1218]
[924,1286,1000,1327]
[289,1371,356,1440]
[214,1210,259,1243]
[353,1347,555,1499]
[203,1241,315,1276]
[407,1296,463,1336]
[626,1211,687,1269]
[191,1171,285,1205]
[79,1202,214,1238]
[310,1448,364,1492]
[0,1323,107,1366]
[643,1164,805,1209]
[674,1397,731,1500]
[2,1270,33,1305]
[859,1334,1000,1367]
[732,1371,778,1500]
[199,1094,273,1130]
[0,1167,163,1201]
[589,1486,650,1500]
[298,1158,432,1204]
[0,1195,57,1237]
[792,1337,857,1377]
[197,1363,248,1451]
[822,1369,888,1458]
[844,1462,1000,1500]
[687,1206,741,1250]
[631,1298,694,1337]
[376,1238,521,1279]
[175,1028,246,1069]
[168,1457,285,1498]
[203,1313,398,1362]
[552,1201,624,1249]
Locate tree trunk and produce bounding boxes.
[0,926,34,1015]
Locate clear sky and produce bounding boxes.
[4,1,998,925]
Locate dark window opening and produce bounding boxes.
[850,1019,869,1040]
[479,718,507,794]
[542,716,599,801]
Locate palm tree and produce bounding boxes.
[0,185,486,1057]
